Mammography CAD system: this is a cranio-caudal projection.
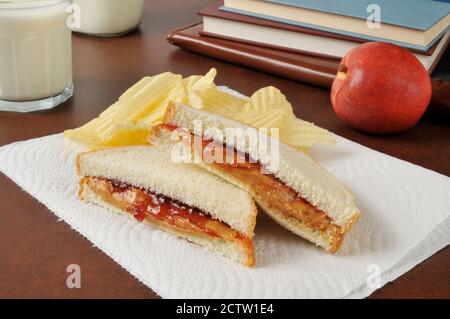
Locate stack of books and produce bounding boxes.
[168,0,450,87]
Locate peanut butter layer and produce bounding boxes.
[198,140,342,236]
[81,177,252,250]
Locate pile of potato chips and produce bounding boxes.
[64,68,335,150]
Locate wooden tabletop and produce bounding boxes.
[0,0,449,299]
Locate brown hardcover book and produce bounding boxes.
[199,3,439,56]
[167,22,338,88]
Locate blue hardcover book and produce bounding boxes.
[266,0,450,30]
[221,0,450,51]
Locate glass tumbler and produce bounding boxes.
[0,0,73,112]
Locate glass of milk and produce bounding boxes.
[0,0,73,112]
[72,0,144,37]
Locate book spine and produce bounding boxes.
[220,6,439,51]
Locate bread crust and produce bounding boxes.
[161,101,177,125]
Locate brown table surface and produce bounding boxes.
[0,0,449,299]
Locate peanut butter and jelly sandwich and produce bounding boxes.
[77,145,257,266]
[151,102,361,253]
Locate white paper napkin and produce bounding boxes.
[0,96,449,299]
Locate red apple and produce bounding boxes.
[331,42,432,134]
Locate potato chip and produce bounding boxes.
[280,118,336,147]
[101,123,150,147]
[183,68,247,116]
[200,89,247,118]
[64,68,335,151]
[64,123,103,147]
[118,76,152,103]
[184,68,217,92]
[115,72,184,121]
[231,86,334,148]
[138,104,168,126]
[234,108,286,130]
[243,86,294,116]
[64,71,186,147]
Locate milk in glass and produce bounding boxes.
[0,0,73,112]
[73,0,144,36]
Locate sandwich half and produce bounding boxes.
[77,145,257,266]
[151,102,361,253]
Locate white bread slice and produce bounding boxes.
[155,102,361,252]
[80,185,253,266]
[77,145,257,266]
[77,144,256,237]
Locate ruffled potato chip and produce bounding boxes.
[243,86,294,116]
[280,117,336,148]
[230,86,335,149]
[234,108,286,130]
[64,71,186,147]
[183,68,217,92]
[118,76,152,103]
[200,89,247,118]
[101,123,150,147]
[183,69,247,116]
[64,68,335,151]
